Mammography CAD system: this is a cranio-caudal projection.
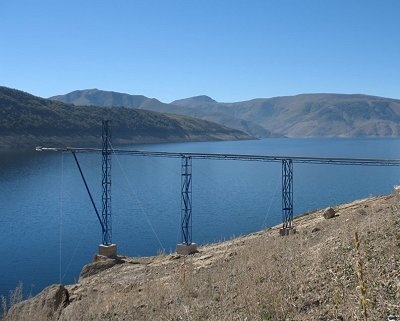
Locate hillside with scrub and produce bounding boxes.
[0,86,251,150]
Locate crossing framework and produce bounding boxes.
[36,145,400,250]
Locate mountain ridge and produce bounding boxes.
[50,89,283,138]
[51,89,400,138]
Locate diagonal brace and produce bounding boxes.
[72,151,105,233]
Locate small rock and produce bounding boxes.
[198,254,213,261]
[68,293,82,303]
[323,207,336,219]
[311,227,321,233]
[357,208,367,215]
[224,251,237,262]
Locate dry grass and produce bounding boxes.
[354,231,369,321]
[5,195,400,321]
[1,282,23,320]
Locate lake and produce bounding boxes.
[1,137,400,298]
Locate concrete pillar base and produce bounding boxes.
[279,228,296,236]
[176,243,198,255]
[99,244,117,257]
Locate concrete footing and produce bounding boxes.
[176,243,198,255]
[279,228,296,236]
[99,244,117,257]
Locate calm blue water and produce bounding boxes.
[1,137,400,298]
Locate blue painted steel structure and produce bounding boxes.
[101,120,112,245]
[281,159,293,231]
[62,121,112,245]
[37,145,400,240]
[181,156,193,244]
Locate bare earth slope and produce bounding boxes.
[5,194,400,321]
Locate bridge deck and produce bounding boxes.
[36,146,400,166]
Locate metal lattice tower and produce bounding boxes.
[102,120,112,245]
[181,156,193,245]
[282,159,294,230]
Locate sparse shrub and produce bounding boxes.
[9,282,23,308]
[1,295,7,320]
[330,265,343,320]
[1,282,24,320]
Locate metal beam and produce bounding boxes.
[36,146,400,167]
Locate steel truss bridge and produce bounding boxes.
[37,142,400,248]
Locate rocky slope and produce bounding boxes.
[4,194,400,321]
[0,87,252,150]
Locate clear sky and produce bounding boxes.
[0,0,399,102]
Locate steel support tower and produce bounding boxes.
[181,156,193,245]
[281,159,294,233]
[102,120,112,245]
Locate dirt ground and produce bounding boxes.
[4,194,400,321]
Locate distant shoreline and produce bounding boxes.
[3,134,400,153]
[0,134,256,152]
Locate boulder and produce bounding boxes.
[79,257,125,280]
[7,285,69,321]
[323,207,336,219]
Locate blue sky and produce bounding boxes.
[0,0,399,102]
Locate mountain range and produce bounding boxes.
[0,87,251,150]
[51,90,279,138]
[51,89,400,137]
